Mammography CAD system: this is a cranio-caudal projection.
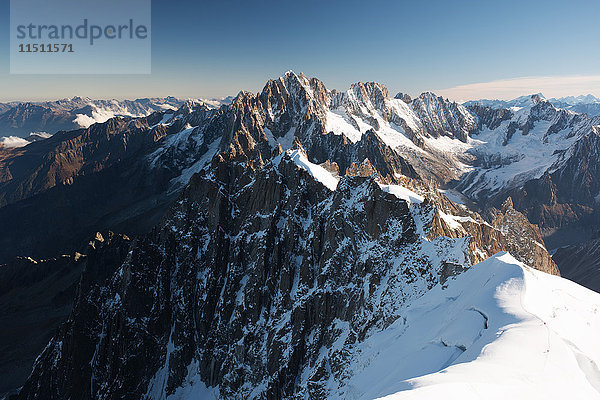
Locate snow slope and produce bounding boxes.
[288,149,339,191]
[334,253,600,399]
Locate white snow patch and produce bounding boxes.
[325,110,363,143]
[379,184,424,205]
[438,211,464,230]
[265,126,297,150]
[388,98,422,133]
[170,137,222,190]
[288,149,339,191]
[153,113,174,127]
[438,189,468,205]
[325,104,422,153]
[376,122,423,153]
[166,361,220,400]
[148,124,196,168]
[466,118,580,196]
[438,211,477,231]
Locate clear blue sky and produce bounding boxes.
[1,0,599,101]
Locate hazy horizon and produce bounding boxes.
[1,72,599,104]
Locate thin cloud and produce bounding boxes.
[436,76,600,102]
[0,136,30,148]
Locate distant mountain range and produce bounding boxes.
[0,96,234,144]
[464,93,600,116]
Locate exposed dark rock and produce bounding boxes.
[411,92,477,142]
[394,93,412,104]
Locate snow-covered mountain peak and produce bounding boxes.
[530,92,545,105]
[273,70,328,106]
[464,93,547,110]
[260,72,330,124]
[348,81,391,106]
[410,92,476,143]
[415,91,442,102]
[324,82,424,147]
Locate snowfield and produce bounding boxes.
[288,149,339,191]
[339,252,600,400]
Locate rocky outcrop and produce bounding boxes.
[394,92,412,104]
[490,198,558,275]
[467,104,513,131]
[500,126,600,247]
[420,190,558,274]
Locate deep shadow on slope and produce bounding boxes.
[0,154,176,263]
[0,232,131,398]
[553,237,600,293]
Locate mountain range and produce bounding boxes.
[0,96,234,145]
[1,72,599,399]
[464,93,600,116]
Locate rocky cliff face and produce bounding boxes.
[6,73,584,264]
[411,92,477,142]
[461,96,600,246]
[15,128,558,399]
[508,126,600,238]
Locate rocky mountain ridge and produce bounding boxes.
[15,138,557,399]
[464,93,600,117]
[3,71,597,259]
